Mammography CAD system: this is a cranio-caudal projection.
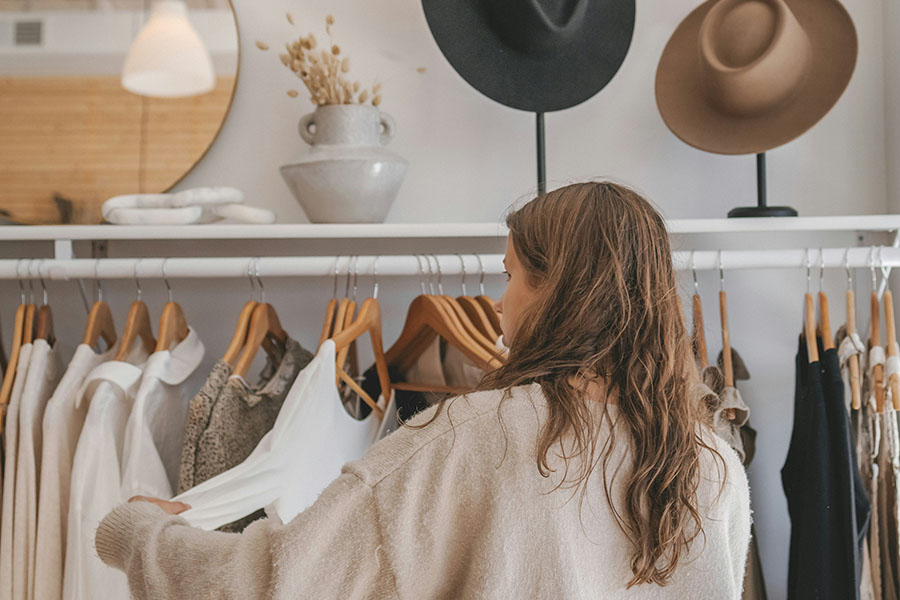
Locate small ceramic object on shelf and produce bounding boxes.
[102,186,276,225]
[280,104,408,223]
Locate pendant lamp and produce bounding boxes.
[122,0,215,98]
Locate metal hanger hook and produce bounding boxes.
[690,250,699,295]
[414,255,427,295]
[869,246,878,291]
[16,259,27,305]
[246,258,259,302]
[162,258,173,303]
[351,255,360,302]
[253,257,265,304]
[805,248,812,295]
[26,259,35,304]
[456,253,467,296]
[131,259,144,301]
[819,248,825,293]
[424,255,436,295]
[475,254,486,296]
[38,259,49,306]
[432,254,444,295]
[717,250,725,292]
[843,248,852,290]
[343,256,353,299]
[880,246,890,284]
[94,259,103,304]
[371,256,379,300]
[332,256,341,299]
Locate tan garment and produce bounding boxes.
[178,338,312,532]
[96,384,751,599]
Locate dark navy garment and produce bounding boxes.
[782,335,871,599]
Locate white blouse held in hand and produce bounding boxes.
[173,339,381,530]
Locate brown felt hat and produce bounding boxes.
[655,0,857,155]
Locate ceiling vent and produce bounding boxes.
[14,20,42,46]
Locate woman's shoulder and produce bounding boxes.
[343,383,546,487]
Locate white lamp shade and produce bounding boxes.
[122,0,216,98]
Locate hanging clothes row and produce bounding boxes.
[0,259,507,600]
[690,251,766,600]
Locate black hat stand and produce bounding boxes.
[536,113,546,195]
[727,153,798,217]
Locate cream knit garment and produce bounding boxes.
[96,383,751,599]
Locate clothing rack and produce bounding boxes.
[0,247,899,281]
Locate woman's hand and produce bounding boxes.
[128,495,191,515]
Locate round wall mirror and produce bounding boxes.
[0,0,240,224]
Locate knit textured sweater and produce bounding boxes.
[95,382,751,599]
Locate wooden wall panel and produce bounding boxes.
[0,75,235,224]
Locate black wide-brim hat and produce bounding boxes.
[422,0,636,113]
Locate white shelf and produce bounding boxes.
[0,223,508,241]
[666,215,900,234]
[0,215,898,242]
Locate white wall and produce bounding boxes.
[179,0,886,221]
[0,1,891,598]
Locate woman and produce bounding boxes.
[96,181,751,598]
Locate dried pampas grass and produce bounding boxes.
[260,14,384,107]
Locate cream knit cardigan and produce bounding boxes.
[95,383,751,599]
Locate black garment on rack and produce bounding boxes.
[781,336,871,600]
[358,364,430,423]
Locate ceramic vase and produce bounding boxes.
[280,104,408,223]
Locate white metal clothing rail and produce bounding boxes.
[0,247,899,280]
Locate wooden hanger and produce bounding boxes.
[233,302,288,379]
[471,255,503,339]
[155,301,189,352]
[804,293,819,364]
[155,262,190,353]
[22,303,35,346]
[693,294,709,369]
[884,289,900,410]
[318,298,338,348]
[817,291,834,351]
[801,253,818,364]
[331,297,391,419]
[223,300,258,365]
[846,284,862,410]
[458,295,496,341]
[115,300,156,362]
[35,305,53,345]
[475,296,503,339]
[716,255,736,385]
[690,258,708,369]
[870,288,885,412]
[82,301,116,349]
[719,289,734,386]
[387,295,503,374]
[441,295,506,362]
[815,252,834,351]
[334,298,357,382]
[33,268,54,345]
[425,256,505,360]
[453,255,499,342]
[0,303,28,415]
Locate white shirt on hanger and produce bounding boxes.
[13,338,63,600]
[174,339,380,531]
[62,358,145,600]
[120,328,205,499]
[0,342,32,600]
[34,342,142,600]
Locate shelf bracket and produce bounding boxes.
[54,239,73,261]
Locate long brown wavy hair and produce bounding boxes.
[480,181,722,586]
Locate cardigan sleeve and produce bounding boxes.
[95,472,396,600]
